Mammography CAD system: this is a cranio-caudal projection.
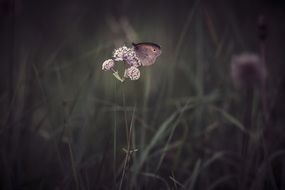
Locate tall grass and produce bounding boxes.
[1,0,285,189]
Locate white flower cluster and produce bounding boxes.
[102,59,115,71]
[102,45,142,81]
[113,46,129,61]
[113,46,141,67]
[124,66,140,80]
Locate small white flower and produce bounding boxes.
[124,66,140,80]
[102,59,115,71]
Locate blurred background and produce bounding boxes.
[1,0,285,189]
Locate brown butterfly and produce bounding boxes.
[132,42,162,66]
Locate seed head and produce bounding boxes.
[231,53,267,88]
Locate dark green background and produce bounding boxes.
[1,0,285,189]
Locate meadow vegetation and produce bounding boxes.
[1,0,285,189]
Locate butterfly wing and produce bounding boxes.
[134,45,157,66]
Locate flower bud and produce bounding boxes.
[231,53,267,88]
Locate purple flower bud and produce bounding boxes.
[231,53,267,88]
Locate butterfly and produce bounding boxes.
[132,42,162,66]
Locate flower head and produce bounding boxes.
[124,66,140,80]
[113,46,141,67]
[102,59,115,71]
[231,53,267,88]
[113,46,129,61]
